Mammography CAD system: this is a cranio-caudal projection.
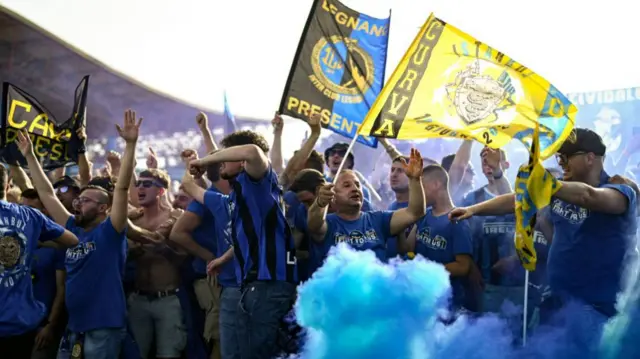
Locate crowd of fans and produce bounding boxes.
[0,105,638,359]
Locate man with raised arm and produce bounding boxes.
[449,128,638,354]
[306,149,426,261]
[0,166,78,359]
[17,110,141,359]
[184,129,296,359]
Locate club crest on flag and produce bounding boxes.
[446,59,517,126]
[357,14,576,159]
[279,0,390,148]
[311,36,375,104]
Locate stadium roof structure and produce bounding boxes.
[0,7,264,139]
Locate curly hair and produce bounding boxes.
[221,130,270,153]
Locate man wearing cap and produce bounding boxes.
[52,176,81,213]
[449,128,638,354]
[323,143,373,210]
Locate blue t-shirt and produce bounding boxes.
[414,209,473,306]
[213,167,297,283]
[386,201,408,259]
[292,204,328,278]
[65,216,127,332]
[547,173,637,316]
[32,247,65,316]
[189,188,237,287]
[324,211,394,261]
[0,202,65,336]
[462,188,519,286]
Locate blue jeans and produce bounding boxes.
[236,281,296,359]
[220,287,242,359]
[57,328,126,359]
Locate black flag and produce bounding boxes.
[0,76,89,169]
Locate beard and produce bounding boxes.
[75,209,98,228]
[220,171,239,180]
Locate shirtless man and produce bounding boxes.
[126,169,186,359]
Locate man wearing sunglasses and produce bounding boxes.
[52,176,81,213]
[449,128,638,355]
[126,169,188,359]
[15,110,141,359]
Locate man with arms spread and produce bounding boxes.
[450,128,638,355]
[307,149,426,262]
[17,110,141,359]
[171,159,238,359]
[185,130,296,359]
[0,167,78,359]
[126,168,186,359]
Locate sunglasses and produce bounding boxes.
[555,151,586,164]
[135,179,163,188]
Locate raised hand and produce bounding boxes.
[180,149,198,164]
[316,184,335,208]
[308,113,322,135]
[196,112,208,130]
[116,109,143,143]
[15,130,33,157]
[402,148,424,180]
[146,147,158,169]
[188,159,205,179]
[76,126,87,141]
[272,112,284,134]
[481,146,502,173]
[448,207,474,221]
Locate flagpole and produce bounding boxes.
[522,270,530,346]
[322,133,359,219]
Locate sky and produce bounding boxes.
[1,0,639,122]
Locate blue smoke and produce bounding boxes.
[599,255,640,359]
[287,244,640,359]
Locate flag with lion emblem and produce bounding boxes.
[358,14,576,159]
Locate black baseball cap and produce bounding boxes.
[324,142,355,167]
[52,175,81,191]
[289,169,326,194]
[557,128,606,156]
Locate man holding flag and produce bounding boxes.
[349,10,638,354]
[449,128,638,355]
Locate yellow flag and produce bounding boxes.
[358,14,576,160]
[513,122,562,271]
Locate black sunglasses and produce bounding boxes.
[135,179,163,188]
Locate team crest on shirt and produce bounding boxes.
[551,198,589,224]
[0,227,29,288]
[65,242,97,263]
[334,229,378,247]
[416,228,448,250]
